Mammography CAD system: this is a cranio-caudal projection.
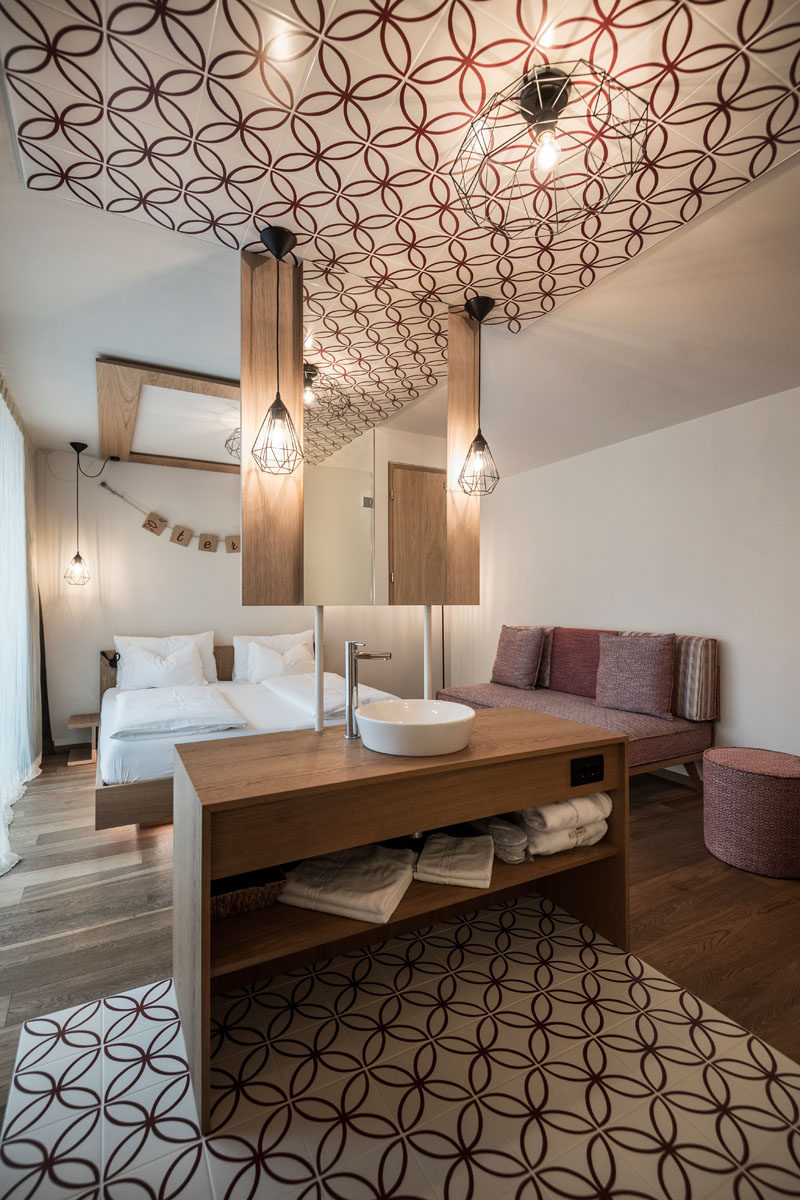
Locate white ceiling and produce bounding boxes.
[1,102,799,474]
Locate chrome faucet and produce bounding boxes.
[344,640,392,739]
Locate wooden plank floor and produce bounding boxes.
[1,755,798,1117]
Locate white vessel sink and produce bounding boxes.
[355,698,475,757]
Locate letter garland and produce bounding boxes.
[100,481,240,553]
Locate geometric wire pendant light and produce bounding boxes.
[302,362,351,415]
[224,425,242,462]
[252,226,304,475]
[450,60,649,238]
[458,296,500,496]
[64,440,91,585]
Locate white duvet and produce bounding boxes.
[112,685,247,740]
[262,671,397,718]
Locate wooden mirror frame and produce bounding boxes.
[97,357,241,475]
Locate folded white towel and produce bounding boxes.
[471,816,528,864]
[526,818,608,857]
[521,792,612,833]
[262,671,398,719]
[278,844,415,925]
[414,833,494,888]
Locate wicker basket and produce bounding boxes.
[210,866,286,921]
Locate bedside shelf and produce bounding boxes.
[210,842,618,983]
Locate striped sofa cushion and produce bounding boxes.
[673,634,720,721]
[620,631,719,721]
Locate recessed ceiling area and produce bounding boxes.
[132,385,240,464]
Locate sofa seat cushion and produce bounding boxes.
[437,684,714,768]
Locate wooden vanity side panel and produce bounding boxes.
[173,756,210,1129]
[537,740,630,948]
[209,749,622,879]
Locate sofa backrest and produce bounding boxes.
[547,628,618,698]
[544,627,720,721]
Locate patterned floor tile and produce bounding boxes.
[13,1001,102,1074]
[0,1108,102,1198]
[102,1017,189,1103]
[3,895,800,1200]
[102,1072,200,1180]
[2,1048,102,1142]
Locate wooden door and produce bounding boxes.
[388,463,446,604]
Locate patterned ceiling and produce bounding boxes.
[2,0,799,433]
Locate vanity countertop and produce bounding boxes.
[174,706,626,811]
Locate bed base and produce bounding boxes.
[95,762,173,829]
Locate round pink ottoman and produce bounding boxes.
[703,747,800,878]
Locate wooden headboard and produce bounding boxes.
[100,645,235,699]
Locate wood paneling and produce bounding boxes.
[128,452,239,475]
[240,251,304,605]
[388,464,446,604]
[97,358,241,468]
[97,360,142,460]
[173,756,209,1128]
[446,308,481,605]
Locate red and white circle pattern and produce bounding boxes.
[1,0,798,422]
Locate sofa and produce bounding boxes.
[438,626,719,781]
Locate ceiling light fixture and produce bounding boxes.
[450,60,648,238]
[64,441,119,585]
[458,296,499,497]
[224,426,242,462]
[303,363,318,407]
[252,225,304,475]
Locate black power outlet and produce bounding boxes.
[570,754,605,787]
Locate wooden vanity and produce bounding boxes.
[173,706,629,1131]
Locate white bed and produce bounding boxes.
[100,682,350,785]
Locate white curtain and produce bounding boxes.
[0,378,41,876]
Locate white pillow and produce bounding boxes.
[232,631,314,681]
[247,639,315,683]
[115,632,217,688]
[115,642,206,691]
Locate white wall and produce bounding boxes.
[39,452,436,744]
[449,389,800,754]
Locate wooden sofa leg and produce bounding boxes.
[685,760,703,792]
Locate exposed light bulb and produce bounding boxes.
[534,129,562,175]
[64,552,91,587]
[252,394,303,475]
[458,431,499,496]
[303,384,316,407]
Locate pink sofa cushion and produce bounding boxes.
[437,684,714,769]
[491,625,545,689]
[548,627,618,698]
[596,631,675,720]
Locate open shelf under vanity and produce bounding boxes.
[210,842,619,985]
[173,706,630,1132]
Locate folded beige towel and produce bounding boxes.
[522,792,612,833]
[278,844,416,924]
[526,818,608,857]
[414,833,494,888]
[471,816,528,864]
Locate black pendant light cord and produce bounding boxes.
[275,257,281,399]
[75,449,80,555]
[78,455,119,479]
